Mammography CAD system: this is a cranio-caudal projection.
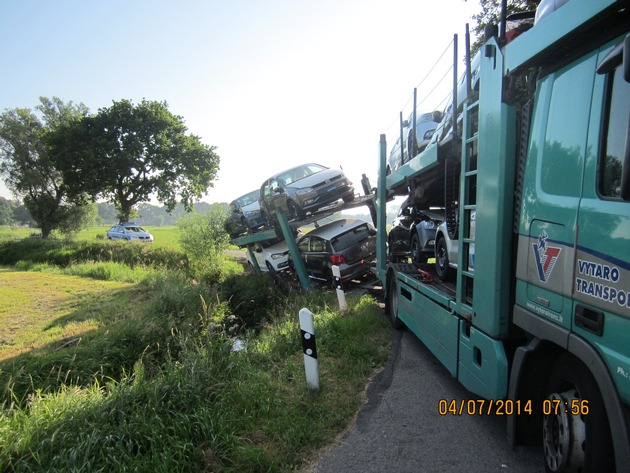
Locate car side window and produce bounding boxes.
[298,237,310,252]
[599,65,629,199]
[311,237,326,252]
[270,179,281,192]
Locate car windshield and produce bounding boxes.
[124,226,144,232]
[276,164,325,186]
[330,224,371,251]
[235,189,260,207]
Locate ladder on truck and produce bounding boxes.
[455,93,478,313]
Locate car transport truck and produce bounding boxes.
[375,0,630,471]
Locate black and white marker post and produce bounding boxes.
[331,265,347,311]
[299,308,319,391]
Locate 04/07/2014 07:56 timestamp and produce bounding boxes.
[437,398,590,416]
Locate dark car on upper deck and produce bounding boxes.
[225,189,265,238]
[258,163,355,224]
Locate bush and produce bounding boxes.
[177,206,231,283]
[220,272,283,331]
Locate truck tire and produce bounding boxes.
[543,354,614,473]
[435,236,453,281]
[386,273,404,330]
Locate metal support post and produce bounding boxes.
[376,134,388,285]
[276,211,311,290]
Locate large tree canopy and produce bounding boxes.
[470,0,541,54]
[52,99,220,222]
[0,97,92,238]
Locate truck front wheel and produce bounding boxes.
[543,354,614,473]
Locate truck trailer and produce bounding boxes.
[376,0,630,471]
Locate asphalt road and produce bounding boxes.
[305,327,545,473]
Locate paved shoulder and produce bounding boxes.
[308,329,544,473]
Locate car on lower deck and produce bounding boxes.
[434,210,476,281]
[388,198,444,263]
[292,218,377,285]
[259,163,354,224]
[246,238,290,273]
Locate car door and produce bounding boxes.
[306,236,330,278]
[297,236,311,273]
[265,178,288,217]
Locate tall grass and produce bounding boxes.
[0,233,392,472]
[0,238,188,271]
[1,288,390,472]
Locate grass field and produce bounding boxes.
[0,268,141,362]
[0,225,181,250]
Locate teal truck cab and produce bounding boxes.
[377,0,630,471]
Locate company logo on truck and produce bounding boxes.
[533,231,562,283]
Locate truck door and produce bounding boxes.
[517,53,598,330]
[574,39,630,404]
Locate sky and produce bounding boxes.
[0,0,480,206]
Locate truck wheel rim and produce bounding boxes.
[542,391,585,472]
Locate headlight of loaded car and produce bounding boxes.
[296,187,314,195]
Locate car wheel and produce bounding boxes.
[435,236,453,281]
[410,232,426,264]
[287,201,306,221]
[543,354,614,473]
[385,272,404,329]
[342,193,355,203]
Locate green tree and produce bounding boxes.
[52,99,220,222]
[0,97,93,238]
[177,205,231,282]
[12,203,35,227]
[56,203,98,238]
[470,0,541,54]
[0,196,16,225]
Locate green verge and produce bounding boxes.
[0,263,391,472]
